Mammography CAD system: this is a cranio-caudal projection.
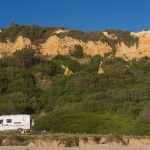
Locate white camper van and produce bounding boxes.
[0,114,34,131]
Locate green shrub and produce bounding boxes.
[0,71,9,94]
[83,55,102,73]
[62,138,79,147]
[0,24,66,44]
[70,45,84,58]
[140,107,150,121]
[11,48,41,69]
[106,134,126,145]
[0,92,33,114]
[4,67,42,97]
[12,135,25,142]
[52,54,81,72]
[58,30,105,42]
[93,136,101,143]
[0,135,5,146]
[31,61,58,76]
[105,29,139,47]
[81,137,88,143]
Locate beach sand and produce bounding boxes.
[0,144,150,150]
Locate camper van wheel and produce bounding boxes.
[17,128,23,132]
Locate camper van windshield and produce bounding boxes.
[0,120,3,124]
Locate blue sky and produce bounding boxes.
[0,0,150,31]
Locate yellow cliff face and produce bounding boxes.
[40,35,85,56]
[116,31,150,59]
[0,30,150,59]
[0,40,14,57]
[85,40,112,56]
[137,31,150,58]
[12,36,34,52]
[41,35,112,56]
[0,36,36,57]
[115,42,138,59]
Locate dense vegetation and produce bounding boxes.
[0,48,149,135]
[0,24,66,45]
[70,45,85,58]
[105,29,139,47]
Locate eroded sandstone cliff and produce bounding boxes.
[0,30,150,59]
[115,31,150,59]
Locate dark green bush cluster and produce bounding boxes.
[70,45,84,58]
[58,30,105,42]
[51,54,81,72]
[62,138,79,147]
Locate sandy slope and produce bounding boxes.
[0,144,150,150]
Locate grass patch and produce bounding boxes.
[34,111,150,135]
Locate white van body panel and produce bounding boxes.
[0,114,31,131]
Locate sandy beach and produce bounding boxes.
[0,144,150,150]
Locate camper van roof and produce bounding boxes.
[1,114,28,117]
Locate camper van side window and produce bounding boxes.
[0,120,3,124]
[6,119,12,123]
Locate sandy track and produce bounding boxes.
[0,144,150,150]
